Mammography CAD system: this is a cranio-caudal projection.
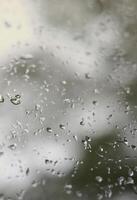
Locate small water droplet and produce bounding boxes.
[125,87,130,94]
[26,168,30,175]
[32,180,38,188]
[80,119,85,126]
[59,124,65,130]
[64,184,72,195]
[61,80,67,85]
[126,177,134,185]
[10,94,21,105]
[75,191,82,198]
[46,127,52,133]
[93,100,97,105]
[85,73,91,79]
[94,88,100,94]
[0,95,4,103]
[95,176,103,183]
[8,143,16,150]
[35,104,41,111]
[117,176,125,185]
[128,168,134,177]
[131,144,136,150]
[97,193,103,200]
[105,188,112,198]
[45,159,52,164]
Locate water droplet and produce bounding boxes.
[125,87,130,94]
[85,73,91,79]
[59,124,65,130]
[8,143,16,150]
[32,180,38,188]
[94,89,100,94]
[117,176,125,185]
[64,184,72,195]
[26,168,30,175]
[45,159,52,164]
[10,94,21,105]
[61,80,67,85]
[105,188,112,198]
[93,100,97,105]
[80,118,85,126]
[95,176,103,183]
[131,144,136,150]
[97,193,103,200]
[126,177,134,185]
[46,127,52,133]
[0,95,4,103]
[76,191,82,198]
[128,168,134,177]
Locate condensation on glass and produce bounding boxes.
[0,0,137,199]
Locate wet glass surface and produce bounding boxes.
[1,0,137,199]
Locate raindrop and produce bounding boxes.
[64,184,72,195]
[45,159,52,164]
[131,144,136,150]
[85,73,91,79]
[80,118,85,126]
[46,127,52,133]
[117,176,125,185]
[75,191,82,198]
[93,100,97,105]
[125,87,130,94]
[0,95,4,103]
[95,176,103,183]
[32,180,39,188]
[26,168,30,175]
[61,80,67,85]
[8,144,16,150]
[105,188,112,198]
[128,168,134,177]
[73,135,78,141]
[10,94,21,105]
[59,124,65,130]
[126,177,134,185]
[35,104,41,111]
[97,193,103,200]
[94,89,99,94]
